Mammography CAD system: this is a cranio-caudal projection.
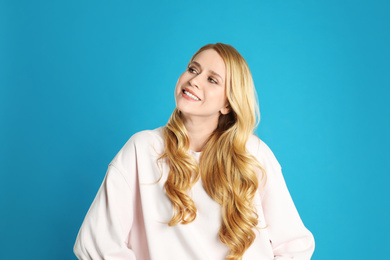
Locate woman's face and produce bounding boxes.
[175,49,229,123]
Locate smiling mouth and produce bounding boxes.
[183,89,201,101]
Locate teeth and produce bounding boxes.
[184,90,200,101]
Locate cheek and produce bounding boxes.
[210,89,227,104]
[174,79,182,97]
[175,74,186,93]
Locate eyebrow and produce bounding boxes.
[190,61,224,83]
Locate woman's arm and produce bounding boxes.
[73,164,137,260]
[258,140,315,259]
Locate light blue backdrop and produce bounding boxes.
[1,0,389,259]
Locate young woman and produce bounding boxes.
[74,43,315,260]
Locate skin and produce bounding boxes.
[175,49,230,152]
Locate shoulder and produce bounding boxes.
[119,127,164,154]
[246,134,282,171]
[128,127,164,146]
[246,134,261,154]
[110,127,165,169]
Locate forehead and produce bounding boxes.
[192,49,226,77]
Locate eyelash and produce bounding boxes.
[188,66,197,74]
[208,77,217,84]
[187,66,218,84]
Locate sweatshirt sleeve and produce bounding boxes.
[73,164,137,260]
[258,140,315,260]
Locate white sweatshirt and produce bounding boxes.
[74,127,315,260]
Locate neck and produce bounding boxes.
[182,114,219,152]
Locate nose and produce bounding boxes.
[189,74,200,89]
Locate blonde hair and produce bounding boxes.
[160,43,265,259]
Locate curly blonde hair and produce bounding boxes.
[159,43,265,259]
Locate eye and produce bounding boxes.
[188,66,198,74]
[208,77,217,84]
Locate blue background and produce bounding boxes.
[1,0,389,259]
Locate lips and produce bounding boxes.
[183,88,201,101]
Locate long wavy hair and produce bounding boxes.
[159,43,266,259]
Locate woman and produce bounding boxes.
[74,43,315,259]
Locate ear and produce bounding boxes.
[220,103,231,115]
